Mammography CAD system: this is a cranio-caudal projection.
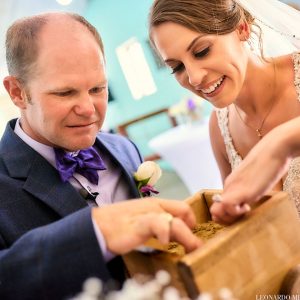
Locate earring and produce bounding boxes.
[247,39,254,51]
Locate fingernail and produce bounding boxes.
[212,194,222,203]
[243,204,251,212]
[235,205,241,213]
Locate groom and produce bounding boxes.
[0,12,200,300]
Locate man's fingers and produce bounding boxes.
[141,213,201,253]
[96,199,201,254]
[170,218,202,253]
[151,212,173,244]
[156,199,197,229]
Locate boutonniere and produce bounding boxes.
[134,161,162,197]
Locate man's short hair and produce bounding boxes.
[5,12,104,84]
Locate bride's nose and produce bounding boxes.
[186,64,207,87]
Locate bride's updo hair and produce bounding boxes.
[149,0,263,57]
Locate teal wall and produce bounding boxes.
[84,0,212,157]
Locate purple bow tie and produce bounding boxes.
[54,147,106,185]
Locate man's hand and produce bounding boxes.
[92,198,202,254]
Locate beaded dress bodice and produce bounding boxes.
[216,52,300,215]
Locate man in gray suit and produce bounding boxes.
[0,12,200,299]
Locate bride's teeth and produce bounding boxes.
[201,76,224,94]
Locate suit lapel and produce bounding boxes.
[23,156,88,216]
[1,120,87,217]
[95,134,140,198]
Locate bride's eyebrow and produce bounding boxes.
[164,34,206,64]
[186,34,205,51]
[165,58,178,64]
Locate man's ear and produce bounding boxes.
[237,20,250,41]
[3,76,28,109]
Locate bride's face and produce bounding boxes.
[151,21,249,108]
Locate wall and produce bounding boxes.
[84,1,211,126]
[84,0,212,157]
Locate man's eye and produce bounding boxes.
[90,86,106,94]
[171,63,185,74]
[56,91,73,97]
[195,47,210,58]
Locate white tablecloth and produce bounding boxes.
[149,119,222,194]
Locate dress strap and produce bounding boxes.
[215,107,242,170]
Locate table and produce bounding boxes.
[149,119,222,194]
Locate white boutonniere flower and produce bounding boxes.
[134,161,162,197]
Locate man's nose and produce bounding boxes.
[74,94,95,116]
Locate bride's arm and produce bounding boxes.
[210,116,300,224]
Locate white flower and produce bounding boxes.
[134,161,162,186]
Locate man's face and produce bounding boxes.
[19,18,108,151]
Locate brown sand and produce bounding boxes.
[167,221,224,256]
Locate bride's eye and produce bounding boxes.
[194,47,210,58]
[171,63,185,74]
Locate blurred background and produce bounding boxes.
[0,0,298,198]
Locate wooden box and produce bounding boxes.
[123,190,300,299]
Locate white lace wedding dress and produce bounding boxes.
[216,52,300,215]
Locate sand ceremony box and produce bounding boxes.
[123,190,300,299]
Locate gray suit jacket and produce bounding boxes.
[0,119,142,300]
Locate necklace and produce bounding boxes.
[234,59,277,139]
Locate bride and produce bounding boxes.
[148,0,300,223]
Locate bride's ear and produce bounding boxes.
[237,20,250,41]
